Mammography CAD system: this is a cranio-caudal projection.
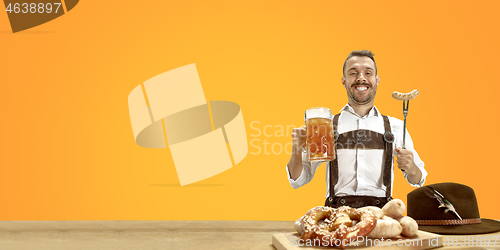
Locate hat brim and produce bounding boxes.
[418,218,500,235]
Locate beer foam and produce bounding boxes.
[305,107,332,120]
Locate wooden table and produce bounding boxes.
[0,221,498,250]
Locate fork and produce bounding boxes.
[402,100,409,149]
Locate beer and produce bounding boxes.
[306,117,335,161]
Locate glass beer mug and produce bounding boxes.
[304,107,335,162]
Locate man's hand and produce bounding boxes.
[395,148,415,173]
[291,126,307,153]
[288,126,307,180]
[395,147,422,184]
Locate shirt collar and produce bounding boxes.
[340,104,379,118]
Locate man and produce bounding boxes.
[287,50,427,208]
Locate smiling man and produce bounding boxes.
[287,50,427,208]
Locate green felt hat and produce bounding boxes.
[407,182,500,235]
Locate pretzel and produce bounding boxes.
[392,89,419,101]
[300,206,377,248]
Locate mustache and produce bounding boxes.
[352,83,372,88]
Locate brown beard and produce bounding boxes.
[347,85,377,105]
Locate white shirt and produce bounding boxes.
[287,104,427,198]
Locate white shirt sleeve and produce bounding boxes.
[286,150,323,189]
[397,127,427,187]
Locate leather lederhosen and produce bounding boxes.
[324,113,394,208]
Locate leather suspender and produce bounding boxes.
[330,114,341,190]
[382,115,394,199]
[329,114,394,200]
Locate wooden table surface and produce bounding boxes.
[0,221,498,250]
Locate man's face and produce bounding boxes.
[342,56,380,105]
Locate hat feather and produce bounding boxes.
[425,186,462,220]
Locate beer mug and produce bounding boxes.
[304,107,335,162]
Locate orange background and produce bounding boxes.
[1,0,499,220]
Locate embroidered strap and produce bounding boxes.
[336,129,385,150]
[416,218,481,226]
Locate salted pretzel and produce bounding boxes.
[300,206,377,248]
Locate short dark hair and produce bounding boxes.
[342,50,377,77]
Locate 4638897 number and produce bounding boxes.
[5,3,62,14]
[443,235,499,247]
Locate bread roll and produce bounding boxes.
[368,216,403,238]
[294,215,304,234]
[382,199,405,219]
[358,206,384,219]
[398,216,418,237]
